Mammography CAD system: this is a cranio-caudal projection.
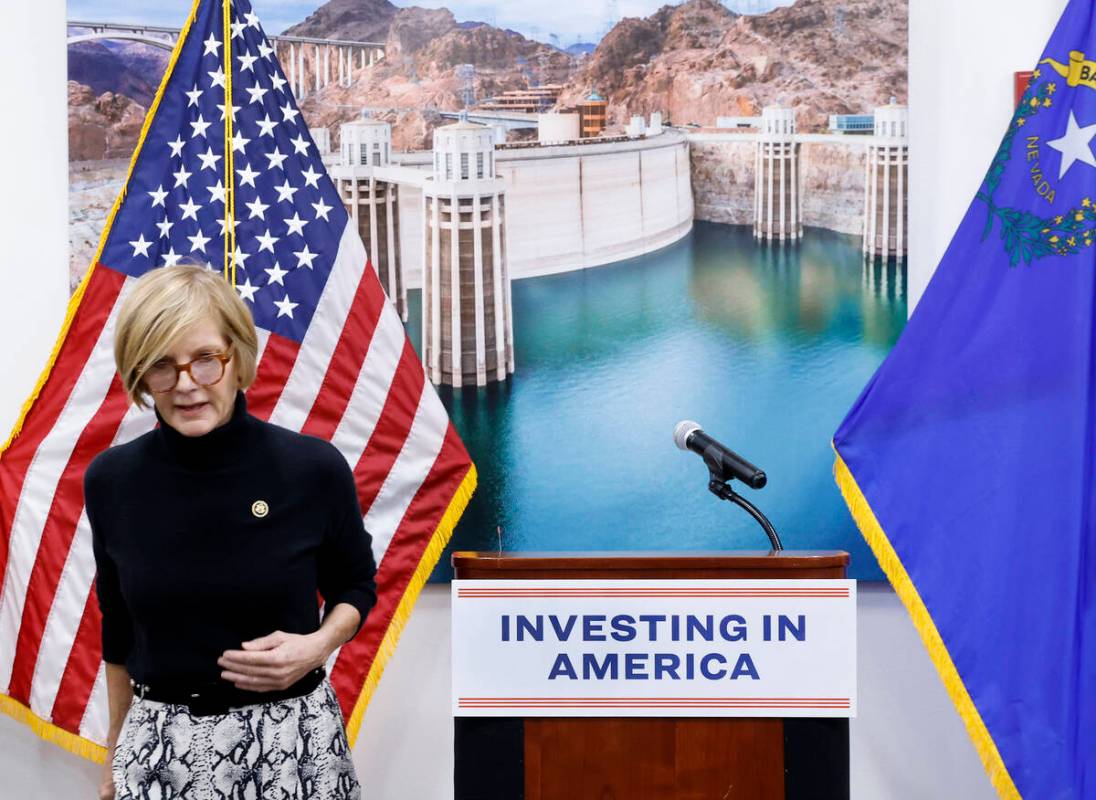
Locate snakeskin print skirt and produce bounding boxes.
[111,675,361,799]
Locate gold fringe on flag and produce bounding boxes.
[0,694,109,763]
[344,464,478,745]
[832,447,1021,800]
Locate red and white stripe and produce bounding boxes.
[0,268,131,703]
[457,588,850,598]
[457,697,852,709]
[267,223,367,431]
[0,212,471,744]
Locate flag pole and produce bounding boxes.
[223,0,237,286]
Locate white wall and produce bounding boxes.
[0,2,1066,797]
[907,0,1067,312]
[0,0,85,788]
[0,2,69,435]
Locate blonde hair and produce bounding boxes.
[114,265,259,409]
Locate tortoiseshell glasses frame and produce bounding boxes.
[144,346,233,393]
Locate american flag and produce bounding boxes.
[0,0,475,757]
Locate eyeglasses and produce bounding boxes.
[144,347,233,393]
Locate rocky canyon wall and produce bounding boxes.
[800,140,869,237]
[689,136,870,236]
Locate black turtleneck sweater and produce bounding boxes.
[84,390,377,685]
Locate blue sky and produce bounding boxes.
[68,0,794,45]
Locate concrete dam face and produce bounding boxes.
[328,109,906,389]
[396,130,695,289]
[497,131,695,279]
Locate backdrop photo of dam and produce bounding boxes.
[65,0,909,579]
[413,223,906,580]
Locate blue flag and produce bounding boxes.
[834,3,1096,797]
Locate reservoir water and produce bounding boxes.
[407,222,907,581]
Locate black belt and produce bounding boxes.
[130,666,326,717]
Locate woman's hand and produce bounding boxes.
[217,630,331,692]
[97,745,115,800]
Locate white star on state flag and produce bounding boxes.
[301,166,321,188]
[168,135,185,157]
[258,41,274,60]
[245,11,261,28]
[129,233,152,258]
[203,33,221,56]
[1047,111,1096,179]
[290,134,310,155]
[156,218,174,238]
[312,199,333,221]
[148,185,168,207]
[274,293,299,318]
[208,67,226,89]
[185,85,203,107]
[270,72,287,93]
[238,52,258,72]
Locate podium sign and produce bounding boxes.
[452,579,857,718]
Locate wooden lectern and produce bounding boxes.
[452,551,850,800]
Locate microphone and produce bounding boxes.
[673,421,767,489]
[674,421,783,550]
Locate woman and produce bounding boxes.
[86,264,377,799]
